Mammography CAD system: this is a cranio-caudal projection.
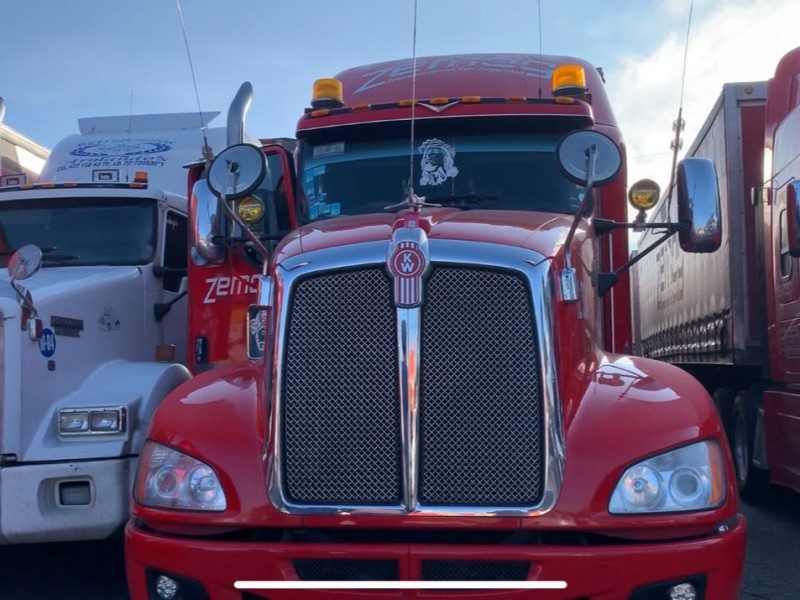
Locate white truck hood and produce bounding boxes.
[0,266,148,461]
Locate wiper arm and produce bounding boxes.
[423,193,498,208]
[41,253,81,264]
[1,246,72,257]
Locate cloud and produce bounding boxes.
[610,0,800,196]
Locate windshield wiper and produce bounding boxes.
[0,246,74,257]
[423,193,498,208]
[41,253,81,264]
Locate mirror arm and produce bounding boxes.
[154,290,188,322]
[596,222,689,296]
[594,218,688,236]
[564,146,598,272]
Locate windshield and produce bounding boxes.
[297,120,586,223]
[0,197,157,268]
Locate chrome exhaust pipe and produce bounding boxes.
[227,82,253,147]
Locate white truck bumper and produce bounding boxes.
[0,456,136,544]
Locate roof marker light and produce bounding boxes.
[134,171,148,185]
[311,78,344,109]
[552,64,588,97]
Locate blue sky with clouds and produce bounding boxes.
[2,0,798,193]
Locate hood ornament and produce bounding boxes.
[386,211,431,308]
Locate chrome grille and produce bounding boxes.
[282,268,402,505]
[280,264,544,510]
[419,268,543,506]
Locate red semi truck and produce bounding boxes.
[126,54,745,599]
[632,46,800,503]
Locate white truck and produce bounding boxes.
[0,105,241,544]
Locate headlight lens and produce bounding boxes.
[609,440,727,514]
[135,441,227,511]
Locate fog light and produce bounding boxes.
[59,411,89,433]
[669,583,697,600]
[155,575,179,599]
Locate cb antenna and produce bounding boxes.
[667,0,694,216]
[537,0,543,99]
[388,0,439,212]
[175,0,214,165]
[405,0,423,207]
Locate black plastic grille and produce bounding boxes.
[422,560,531,581]
[283,269,402,505]
[419,268,543,506]
[293,559,400,581]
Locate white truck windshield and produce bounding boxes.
[0,198,156,267]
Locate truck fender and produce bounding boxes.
[25,359,191,463]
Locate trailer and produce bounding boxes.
[633,46,800,502]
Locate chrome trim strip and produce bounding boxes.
[268,239,565,517]
[398,307,421,510]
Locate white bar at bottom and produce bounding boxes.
[234,581,568,590]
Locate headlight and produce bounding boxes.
[135,441,227,511]
[609,440,727,514]
[58,406,125,435]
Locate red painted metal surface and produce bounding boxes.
[126,516,744,599]
[186,146,297,373]
[127,355,743,598]
[134,52,744,598]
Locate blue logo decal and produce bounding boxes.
[39,328,57,358]
[70,139,173,158]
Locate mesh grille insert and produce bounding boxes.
[419,267,543,506]
[283,269,402,505]
[294,559,400,581]
[422,559,531,581]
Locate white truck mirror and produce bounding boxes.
[8,244,43,281]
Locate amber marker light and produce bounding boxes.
[237,195,265,223]
[311,78,344,109]
[552,64,587,97]
[628,179,661,211]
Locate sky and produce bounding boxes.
[2,0,799,197]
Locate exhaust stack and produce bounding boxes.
[227,83,253,147]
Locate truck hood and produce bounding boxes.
[0,265,143,300]
[275,209,575,264]
[0,265,149,461]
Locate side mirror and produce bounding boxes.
[676,157,722,253]
[7,245,43,339]
[190,179,225,264]
[555,130,623,302]
[556,130,622,187]
[8,244,43,281]
[190,144,268,265]
[593,157,722,297]
[786,180,800,257]
[207,143,266,200]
